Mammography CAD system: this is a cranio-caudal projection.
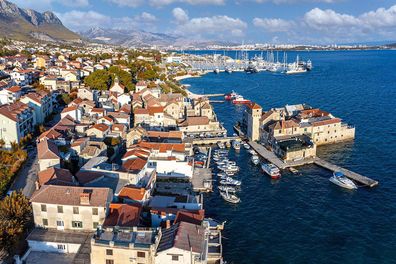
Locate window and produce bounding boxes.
[92,208,98,215]
[57,244,66,250]
[72,221,83,228]
[41,204,47,212]
[137,252,146,258]
[42,219,48,226]
[57,206,63,213]
[73,207,79,214]
[172,255,179,261]
[106,249,113,256]
[57,220,64,227]
[93,222,99,229]
[278,130,282,133]
[105,260,114,264]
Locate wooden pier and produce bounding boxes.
[314,158,379,187]
[247,141,378,188]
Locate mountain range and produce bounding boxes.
[0,0,80,42]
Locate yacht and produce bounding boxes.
[225,67,233,74]
[220,189,240,204]
[329,172,357,190]
[218,164,239,173]
[232,140,241,150]
[232,95,251,105]
[261,163,281,179]
[251,155,260,165]
[214,68,220,74]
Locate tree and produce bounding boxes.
[0,139,5,148]
[84,69,112,90]
[0,191,32,253]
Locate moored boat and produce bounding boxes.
[232,140,240,150]
[251,155,260,165]
[220,189,240,204]
[232,95,251,104]
[261,163,281,179]
[329,171,357,190]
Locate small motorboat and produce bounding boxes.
[232,95,251,104]
[218,185,237,193]
[217,142,225,149]
[248,149,256,155]
[225,141,231,148]
[218,165,239,173]
[261,163,281,179]
[214,68,220,74]
[251,155,260,165]
[220,189,240,204]
[243,143,250,149]
[232,140,241,150]
[329,172,357,190]
[220,177,241,186]
[217,172,227,177]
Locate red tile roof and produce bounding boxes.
[118,186,147,201]
[37,139,60,160]
[122,158,147,172]
[38,167,75,186]
[103,203,142,227]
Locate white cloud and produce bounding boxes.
[253,18,295,32]
[172,7,189,24]
[303,8,359,30]
[174,15,247,39]
[108,0,224,7]
[135,12,157,23]
[106,0,143,7]
[253,5,396,43]
[56,10,112,30]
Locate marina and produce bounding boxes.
[181,50,395,263]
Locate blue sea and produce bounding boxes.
[180,50,396,264]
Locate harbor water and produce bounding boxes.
[181,50,396,264]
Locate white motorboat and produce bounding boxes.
[218,185,237,193]
[220,189,240,204]
[289,167,299,175]
[232,140,241,150]
[217,172,227,177]
[329,172,357,190]
[220,177,241,186]
[218,165,239,173]
[261,163,281,179]
[243,143,250,149]
[251,155,260,165]
[248,149,256,155]
[214,68,220,74]
[217,142,225,149]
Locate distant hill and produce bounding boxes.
[80,27,178,47]
[80,27,239,48]
[0,0,80,42]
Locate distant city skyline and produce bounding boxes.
[11,0,396,44]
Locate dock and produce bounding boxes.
[314,158,379,187]
[247,141,378,187]
[192,167,213,192]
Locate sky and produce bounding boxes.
[11,0,396,44]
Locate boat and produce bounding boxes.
[286,55,308,74]
[261,163,281,179]
[232,140,240,150]
[218,185,237,193]
[214,68,220,74]
[232,95,251,104]
[243,143,250,149]
[248,149,256,155]
[224,90,238,101]
[217,172,227,177]
[225,67,233,74]
[251,155,260,165]
[244,64,259,73]
[218,164,239,173]
[220,177,241,186]
[329,172,357,190]
[225,141,231,148]
[220,189,240,204]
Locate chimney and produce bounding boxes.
[35,181,40,190]
[166,220,171,229]
[80,191,91,205]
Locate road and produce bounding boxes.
[9,148,39,198]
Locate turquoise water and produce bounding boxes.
[181,50,396,264]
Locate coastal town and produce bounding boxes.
[0,30,382,264]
